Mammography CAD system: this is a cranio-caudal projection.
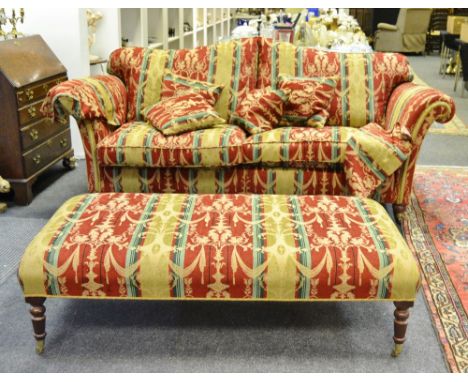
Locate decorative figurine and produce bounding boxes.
[86,8,103,62]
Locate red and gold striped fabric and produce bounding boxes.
[230,87,289,134]
[161,70,224,104]
[144,92,226,135]
[257,38,413,128]
[97,122,246,168]
[108,38,259,122]
[242,126,352,166]
[18,193,420,300]
[344,123,413,198]
[41,75,127,126]
[278,75,337,128]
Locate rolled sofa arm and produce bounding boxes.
[41,74,128,127]
[377,23,398,31]
[385,82,455,207]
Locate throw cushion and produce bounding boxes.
[230,87,289,135]
[144,92,226,136]
[161,70,224,105]
[278,74,337,128]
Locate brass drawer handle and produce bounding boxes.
[32,154,41,164]
[29,128,39,141]
[60,138,68,148]
[25,89,34,100]
[27,106,37,119]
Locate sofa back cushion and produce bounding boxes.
[257,38,413,127]
[108,38,259,122]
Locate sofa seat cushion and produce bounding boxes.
[242,126,355,167]
[97,122,246,168]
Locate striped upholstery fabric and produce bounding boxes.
[19,193,420,300]
[257,38,413,127]
[97,122,246,168]
[41,75,127,126]
[108,38,259,122]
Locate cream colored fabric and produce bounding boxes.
[374,9,432,53]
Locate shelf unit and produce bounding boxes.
[120,8,233,50]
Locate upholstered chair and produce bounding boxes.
[374,8,432,53]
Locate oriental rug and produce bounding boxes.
[402,166,468,372]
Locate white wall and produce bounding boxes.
[21,8,90,159]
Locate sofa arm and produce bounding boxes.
[377,23,398,31]
[385,82,455,206]
[41,75,127,127]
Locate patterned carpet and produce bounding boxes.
[411,73,468,136]
[402,166,468,372]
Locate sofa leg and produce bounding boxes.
[392,301,414,357]
[25,297,46,354]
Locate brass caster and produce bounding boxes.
[0,202,6,213]
[35,339,45,354]
[391,343,403,358]
[63,156,77,170]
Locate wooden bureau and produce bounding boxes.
[0,35,75,205]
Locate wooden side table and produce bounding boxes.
[0,35,75,205]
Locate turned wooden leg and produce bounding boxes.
[25,297,46,354]
[392,301,414,357]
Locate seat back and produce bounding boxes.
[399,9,432,34]
[256,38,413,127]
[108,38,260,122]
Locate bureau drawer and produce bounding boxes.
[16,76,67,108]
[23,129,71,177]
[18,99,46,126]
[21,118,68,151]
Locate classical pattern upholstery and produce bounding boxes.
[97,123,245,168]
[42,37,456,207]
[18,193,420,300]
[278,75,337,128]
[144,92,225,135]
[230,87,289,134]
[160,70,224,104]
[41,75,127,126]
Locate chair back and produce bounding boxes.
[398,9,432,34]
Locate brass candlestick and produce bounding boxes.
[0,8,7,39]
[8,8,25,39]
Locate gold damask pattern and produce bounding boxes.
[19,193,420,301]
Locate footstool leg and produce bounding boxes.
[25,297,46,354]
[392,301,414,357]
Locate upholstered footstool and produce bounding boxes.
[18,193,420,355]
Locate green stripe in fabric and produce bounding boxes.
[363,130,408,162]
[283,115,309,124]
[84,80,115,123]
[172,195,197,297]
[230,115,261,135]
[267,170,275,193]
[188,169,196,193]
[216,168,225,193]
[125,194,160,297]
[116,127,132,164]
[136,48,155,121]
[340,54,348,126]
[46,194,97,295]
[139,168,149,192]
[221,127,233,165]
[229,43,243,114]
[166,49,175,70]
[144,127,157,166]
[252,195,265,298]
[281,127,291,160]
[289,196,311,298]
[296,48,303,77]
[192,130,203,166]
[348,137,386,182]
[112,167,122,192]
[365,55,375,122]
[160,111,218,131]
[332,126,339,162]
[253,132,262,161]
[295,169,304,194]
[207,45,216,83]
[271,44,278,89]
[353,199,390,298]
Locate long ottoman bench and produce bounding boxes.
[18,193,421,356]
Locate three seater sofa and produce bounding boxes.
[42,37,455,212]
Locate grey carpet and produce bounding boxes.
[1,53,466,372]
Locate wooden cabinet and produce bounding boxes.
[0,35,75,205]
